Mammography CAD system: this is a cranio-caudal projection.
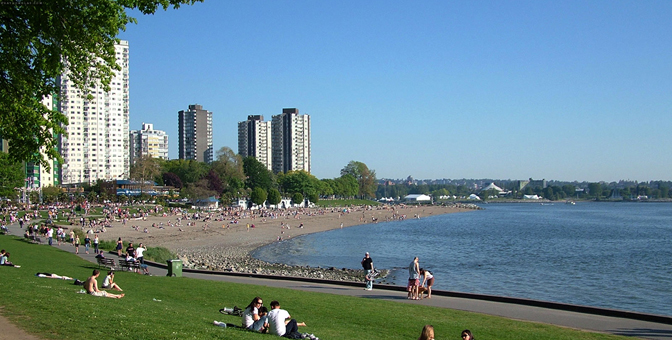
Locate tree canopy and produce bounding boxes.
[0,0,201,169]
[340,161,377,198]
[0,152,24,198]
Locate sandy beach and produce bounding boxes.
[92,203,479,281]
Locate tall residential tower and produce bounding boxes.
[58,40,130,184]
[271,108,311,173]
[238,115,272,171]
[178,104,213,163]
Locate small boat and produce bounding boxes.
[566,201,576,205]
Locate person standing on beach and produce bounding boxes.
[361,252,374,290]
[408,257,420,300]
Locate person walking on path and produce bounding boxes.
[361,252,374,291]
[408,257,420,300]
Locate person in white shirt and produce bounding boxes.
[135,243,146,264]
[267,300,306,337]
[102,271,123,291]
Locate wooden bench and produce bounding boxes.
[24,234,43,244]
[96,257,116,269]
[119,259,141,272]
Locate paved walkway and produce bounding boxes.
[7,224,672,340]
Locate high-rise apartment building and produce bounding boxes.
[25,95,60,188]
[271,108,311,174]
[238,115,272,171]
[130,123,169,165]
[178,104,213,163]
[58,40,130,185]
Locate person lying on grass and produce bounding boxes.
[84,269,124,299]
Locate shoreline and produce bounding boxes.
[93,203,481,282]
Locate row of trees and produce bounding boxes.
[120,151,377,205]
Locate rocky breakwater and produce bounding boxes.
[176,246,387,283]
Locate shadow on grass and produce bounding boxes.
[363,295,408,300]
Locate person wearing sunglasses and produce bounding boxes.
[461,329,474,340]
[242,296,267,331]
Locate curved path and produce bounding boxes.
[5,224,672,340]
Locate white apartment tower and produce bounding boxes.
[178,104,213,163]
[58,40,130,184]
[271,108,311,174]
[130,123,169,165]
[238,115,272,171]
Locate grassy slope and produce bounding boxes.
[0,235,628,340]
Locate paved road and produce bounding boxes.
[8,223,672,340]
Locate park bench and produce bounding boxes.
[24,234,43,244]
[97,257,117,269]
[119,259,141,272]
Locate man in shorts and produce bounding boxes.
[361,252,374,290]
[84,269,124,299]
[408,257,420,300]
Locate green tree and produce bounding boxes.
[588,183,602,199]
[211,146,245,192]
[41,186,62,204]
[291,192,304,205]
[277,170,319,196]
[0,153,24,198]
[334,174,359,198]
[243,157,275,191]
[306,190,319,204]
[250,187,268,206]
[0,0,201,169]
[130,155,161,195]
[340,161,377,198]
[267,188,282,206]
[162,159,209,185]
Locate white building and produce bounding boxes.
[238,115,272,171]
[271,108,310,173]
[404,194,432,202]
[58,40,130,185]
[130,123,169,165]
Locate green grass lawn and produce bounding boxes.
[0,235,629,340]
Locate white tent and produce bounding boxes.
[481,183,504,192]
[467,194,481,200]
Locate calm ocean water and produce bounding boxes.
[252,202,672,316]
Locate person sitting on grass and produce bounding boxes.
[418,325,434,340]
[102,271,123,291]
[1,252,20,267]
[242,297,266,331]
[267,300,306,337]
[84,269,124,298]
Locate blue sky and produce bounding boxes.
[118,0,672,182]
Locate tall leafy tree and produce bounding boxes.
[340,161,377,198]
[211,147,245,191]
[0,153,24,198]
[204,169,223,194]
[243,156,274,191]
[129,155,161,194]
[0,0,201,169]
[162,172,183,189]
[250,187,268,206]
[267,188,282,206]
